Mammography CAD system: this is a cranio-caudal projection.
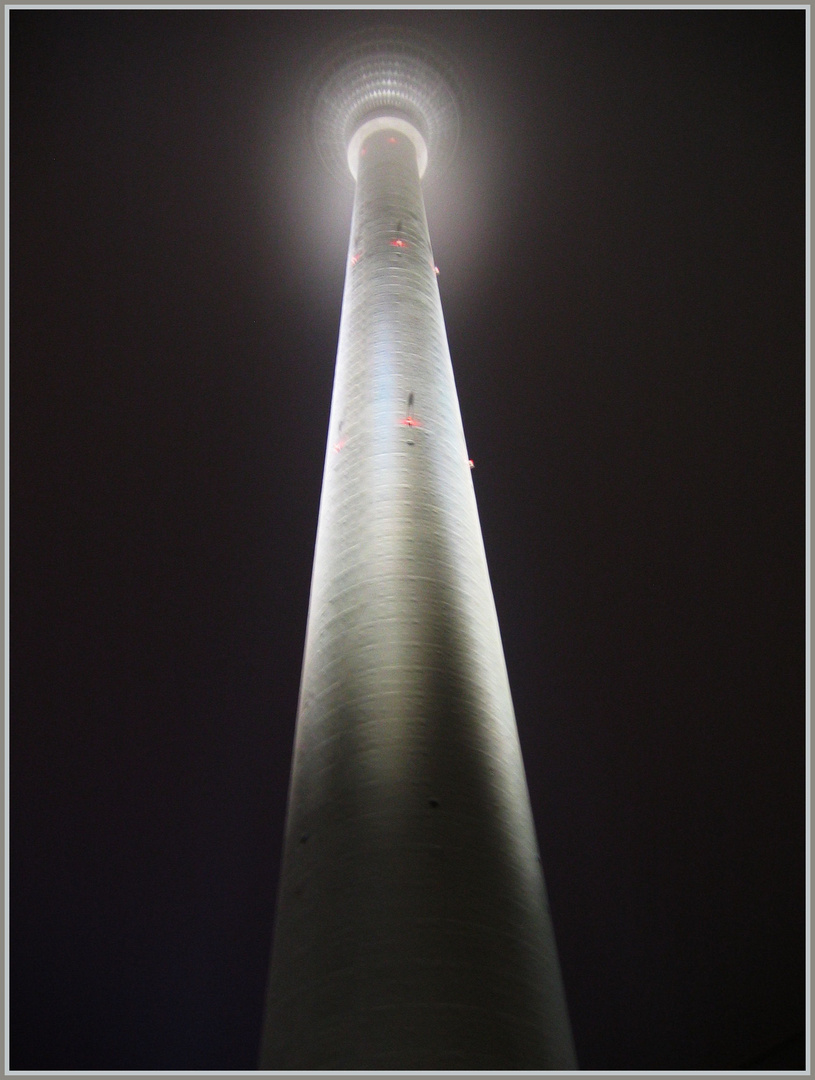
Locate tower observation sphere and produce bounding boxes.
[260,29,577,1070]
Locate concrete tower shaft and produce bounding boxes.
[259,120,577,1070]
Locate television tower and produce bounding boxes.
[260,30,577,1070]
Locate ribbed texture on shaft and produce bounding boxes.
[260,128,577,1070]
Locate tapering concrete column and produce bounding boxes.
[260,111,576,1071]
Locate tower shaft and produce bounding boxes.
[260,124,576,1070]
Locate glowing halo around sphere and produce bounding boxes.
[308,26,466,181]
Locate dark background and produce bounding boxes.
[10,8,806,1071]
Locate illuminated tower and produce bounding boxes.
[260,32,577,1071]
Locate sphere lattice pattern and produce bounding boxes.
[310,27,463,180]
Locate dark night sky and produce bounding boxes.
[10,8,806,1072]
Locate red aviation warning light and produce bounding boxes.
[334,421,346,453]
[351,251,363,266]
[390,238,408,249]
[400,415,421,428]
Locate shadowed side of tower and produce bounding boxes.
[260,38,576,1071]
